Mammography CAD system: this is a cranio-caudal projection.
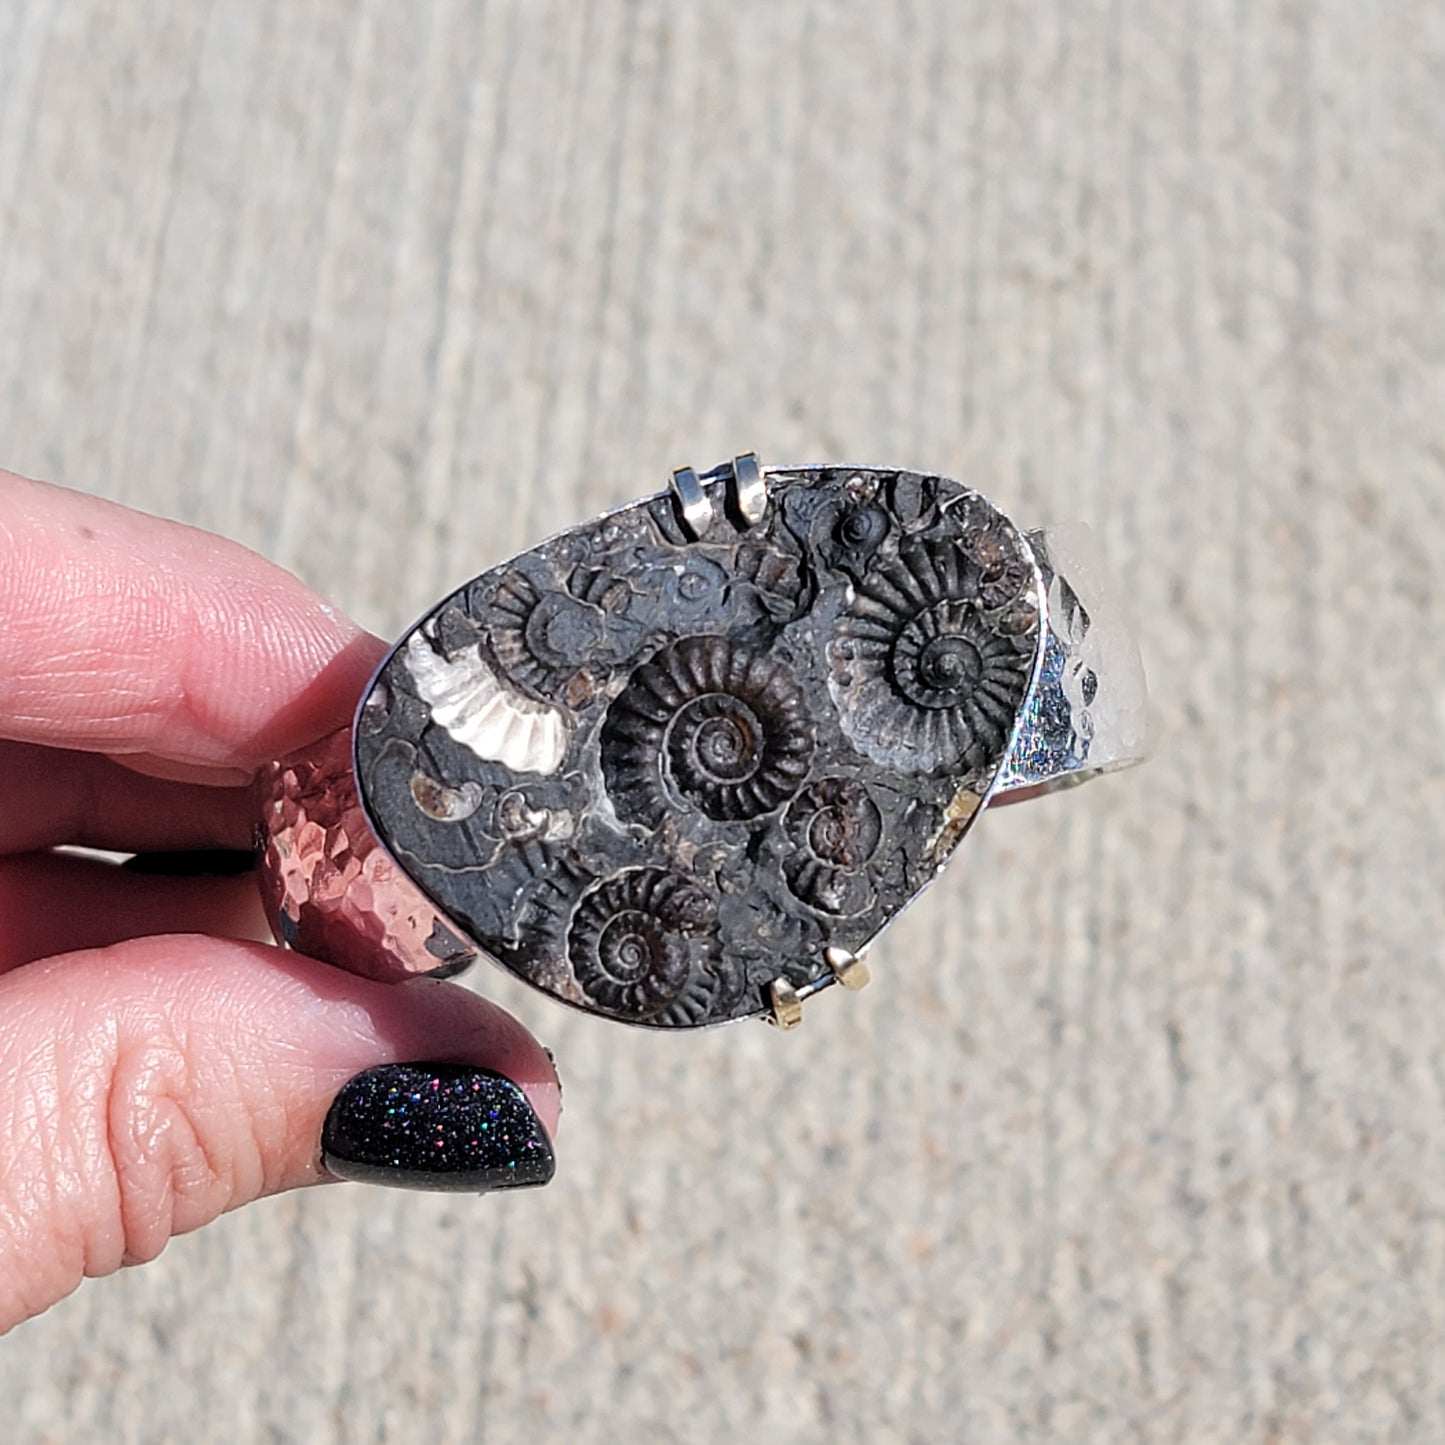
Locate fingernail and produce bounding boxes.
[123,849,258,877]
[542,1045,563,1116]
[321,1063,555,1193]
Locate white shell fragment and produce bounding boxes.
[404,633,570,775]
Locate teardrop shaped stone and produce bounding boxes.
[355,467,1043,1028]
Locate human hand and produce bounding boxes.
[0,469,560,1335]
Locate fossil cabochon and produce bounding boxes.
[355,468,1044,1028]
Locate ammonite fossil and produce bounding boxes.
[478,568,607,706]
[600,634,815,827]
[564,867,729,1026]
[830,540,1037,773]
[257,457,1149,1031]
[781,777,887,917]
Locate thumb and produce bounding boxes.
[0,937,559,1335]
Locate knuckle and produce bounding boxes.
[0,962,277,1331]
[102,1031,232,1266]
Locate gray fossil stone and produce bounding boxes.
[355,466,1043,1028]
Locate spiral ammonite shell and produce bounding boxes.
[481,569,606,703]
[782,777,885,916]
[956,495,1034,610]
[832,540,1035,773]
[600,635,815,826]
[567,867,726,1024]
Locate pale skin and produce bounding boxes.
[0,469,561,1334]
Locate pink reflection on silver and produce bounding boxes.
[254,725,477,981]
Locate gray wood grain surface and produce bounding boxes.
[1,1,1441,1440]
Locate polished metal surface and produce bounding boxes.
[994,525,1151,797]
[732,451,767,526]
[253,725,477,982]
[669,464,712,539]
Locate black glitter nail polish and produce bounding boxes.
[321,1063,555,1193]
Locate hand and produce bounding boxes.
[0,469,560,1335]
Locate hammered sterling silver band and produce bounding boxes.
[254,457,1148,1031]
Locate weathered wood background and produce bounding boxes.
[1,2,1441,1441]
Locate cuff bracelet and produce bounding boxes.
[255,457,1148,1031]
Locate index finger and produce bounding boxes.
[0,470,386,772]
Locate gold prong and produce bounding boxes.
[825,945,871,991]
[767,977,804,1030]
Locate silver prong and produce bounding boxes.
[670,465,712,539]
[732,452,767,527]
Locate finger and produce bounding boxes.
[0,937,560,1335]
[0,852,270,973]
[105,753,262,787]
[987,785,1041,806]
[0,469,386,771]
[0,741,253,854]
